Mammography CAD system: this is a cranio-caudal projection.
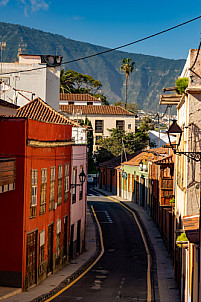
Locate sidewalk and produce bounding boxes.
[93,186,180,302]
[2,206,98,302]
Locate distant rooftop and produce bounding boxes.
[60,105,135,116]
[60,93,101,102]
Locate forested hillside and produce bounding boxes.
[0,22,185,112]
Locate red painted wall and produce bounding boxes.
[0,118,72,289]
[0,119,26,273]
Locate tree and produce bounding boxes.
[120,58,135,109]
[60,69,109,104]
[94,117,154,164]
[60,68,72,93]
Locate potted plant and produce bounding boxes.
[176,232,189,248]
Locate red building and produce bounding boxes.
[0,98,76,290]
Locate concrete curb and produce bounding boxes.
[31,208,101,302]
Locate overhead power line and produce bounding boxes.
[0,15,201,76]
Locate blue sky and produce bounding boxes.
[1,0,201,60]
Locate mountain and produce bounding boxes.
[0,22,185,112]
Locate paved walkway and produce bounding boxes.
[2,207,98,302]
[93,186,180,302]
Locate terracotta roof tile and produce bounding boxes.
[59,105,135,116]
[122,147,169,166]
[60,93,100,102]
[16,97,79,126]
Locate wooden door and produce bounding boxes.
[70,224,74,260]
[26,230,37,289]
[141,177,145,207]
[110,169,112,192]
[136,175,139,204]
[119,172,121,197]
[47,224,54,275]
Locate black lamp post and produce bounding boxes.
[167,120,201,161]
[70,168,86,188]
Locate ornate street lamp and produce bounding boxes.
[79,168,86,184]
[166,119,182,153]
[71,168,86,188]
[167,119,201,162]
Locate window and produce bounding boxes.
[49,167,55,211]
[79,167,83,200]
[39,230,45,275]
[116,120,124,130]
[72,168,77,203]
[95,120,104,133]
[128,124,131,130]
[95,136,102,145]
[64,163,69,202]
[87,102,93,105]
[56,219,61,265]
[30,169,38,218]
[57,165,63,205]
[40,169,47,215]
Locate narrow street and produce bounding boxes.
[51,185,151,302]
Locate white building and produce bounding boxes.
[0,54,62,111]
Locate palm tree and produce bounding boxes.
[120,58,135,109]
[60,69,74,93]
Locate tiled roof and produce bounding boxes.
[123,147,168,166]
[16,97,79,126]
[0,99,19,109]
[60,105,135,116]
[99,151,141,168]
[183,214,199,244]
[60,93,100,102]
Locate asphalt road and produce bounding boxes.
[52,185,149,301]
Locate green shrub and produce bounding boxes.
[175,77,189,94]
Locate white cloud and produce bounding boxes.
[30,0,49,12]
[18,0,49,16]
[0,0,10,6]
[67,15,85,21]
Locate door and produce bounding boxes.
[136,175,139,204]
[119,172,121,197]
[47,224,54,275]
[141,177,145,208]
[26,230,37,289]
[110,169,112,192]
[70,224,74,260]
[76,220,81,254]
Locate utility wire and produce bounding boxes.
[0,15,201,76]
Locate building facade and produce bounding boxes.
[0,117,72,290]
